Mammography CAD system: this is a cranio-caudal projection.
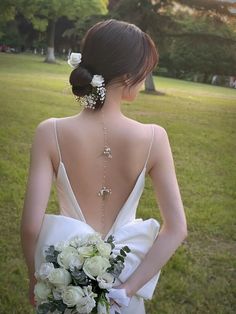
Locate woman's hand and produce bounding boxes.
[28,275,37,307]
[109,300,122,314]
[110,298,122,307]
[108,284,132,312]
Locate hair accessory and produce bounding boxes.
[67,52,82,68]
[68,52,106,109]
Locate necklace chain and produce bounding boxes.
[97,108,112,238]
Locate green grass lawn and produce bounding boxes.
[0,53,235,313]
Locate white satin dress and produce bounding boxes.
[34,118,162,314]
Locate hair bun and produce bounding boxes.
[69,66,93,97]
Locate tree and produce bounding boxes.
[0,0,21,38]
[63,13,109,51]
[108,0,174,92]
[168,12,236,81]
[109,0,236,91]
[176,0,236,17]
[18,0,108,63]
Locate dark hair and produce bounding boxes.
[69,19,159,110]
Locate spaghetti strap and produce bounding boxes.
[53,118,62,162]
[144,124,155,168]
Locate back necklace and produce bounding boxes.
[97,108,112,239]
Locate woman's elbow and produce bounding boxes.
[20,220,39,240]
[177,221,188,240]
[176,216,188,240]
[164,223,188,241]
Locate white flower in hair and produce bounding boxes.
[91,75,104,87]
[68,52,82,68]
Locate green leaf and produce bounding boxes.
[44,245,60,264]
[71,269,91,285]
[37,302,51,314]
[122,246,131,253]
[45,245,55,254]
[106,235,115,243]
[120,249,127,257]
[116,255,124,262]
[54,299,67,312]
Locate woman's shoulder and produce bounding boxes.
[31,116,74,157]
[32,117,69,150]
[36,115,80,132]
[125,119,170,172]
[31,118,56,150]
[34,116,70,132]
[33,115,168,143]
[36,117,54,126]
[131,119,170,155]
[126,116,167,138]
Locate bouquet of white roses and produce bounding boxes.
[34,232,131,314]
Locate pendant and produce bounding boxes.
[98,186,112,200]
[103,146,112,158]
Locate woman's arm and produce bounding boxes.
[20,119,55,281]
[120,125,188,298]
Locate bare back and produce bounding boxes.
[51,114,154,236]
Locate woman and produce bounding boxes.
[21,19,187,313]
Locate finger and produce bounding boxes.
[110,299,115,305]
[110,300,121,308]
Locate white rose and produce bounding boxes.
[91,75,104,87]
[83,285,97,298]
[97,301,108,314]
[69,254,84,271]
[62,286,84,307]
[70,235,87,248]
[86,232,102,244]
[83,256,111,280]
[57,246,80,269]
[76,286,97,314]
[97,242,112,257]
[77,246,95,258]
[36,262,54,280]
[34,281,51,301]
[76,298,96,314]
[97,272,115,289]
[48,268,71,287]
[68,52,82,68]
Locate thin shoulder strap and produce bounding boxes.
[53,118,62,162]
[144,124,155,168]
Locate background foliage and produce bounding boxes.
[1,0,236,81]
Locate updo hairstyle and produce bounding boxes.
[69,19,159,110]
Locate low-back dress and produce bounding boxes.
[35,118,162,314]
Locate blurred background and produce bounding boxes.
[1,0,236,87]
